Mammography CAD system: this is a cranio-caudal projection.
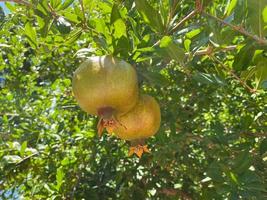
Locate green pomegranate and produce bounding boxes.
[72,55,139,135]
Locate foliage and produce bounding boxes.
[0,0,267,199]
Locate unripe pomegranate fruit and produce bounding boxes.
[72,56,139,135]
[107,95,161,157]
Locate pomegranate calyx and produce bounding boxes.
[128,144,150,158]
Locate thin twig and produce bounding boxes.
[16,152,39,166]
[211,55,256,93]
[169,0,202,34]
[169,10,198,35]
[242,132,267,137]
[203,12,267,45]
[47,3,58,18]
[185,45,237,57]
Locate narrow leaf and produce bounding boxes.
[66,28,83,44]
[141,70,170,87]
[20,141,27,157]
[56,167,65,191]
[224,0,238,16]
[134,0,164,32]
[263,6,267,23]
[24,22,38,48]
[113,19,126,38]
[233,43,256,71]
[158,36,185,62]
[59,0,75,10]
[255,59,267,89]
[3,155,22,164]
[110,3,121,24]
[260,138,267,155]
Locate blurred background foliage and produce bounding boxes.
[0,0,267,199]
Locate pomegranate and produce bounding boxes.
[72,55,139,135]
[107,95,161,157]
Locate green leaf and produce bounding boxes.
[224,0,238,16]
[233,150,252,174]
[255,58,267,89]
[50,0,61,10]
[56,167,65,191]
[229,172,239,185]
[24,22,38,48]
[37,1,50,17]
[20,141,27,157]
[247,0,267,36]
[136,47,155,53]
[184,39,191,52]
[113,36,130,57]
[259,138,267,155]
[159,36,185,62]
[263,6,267,23]
[59,0,75,10]
[5,2,16,12]
[159,35,172,46]
[141,70,170,87]
[113,19,126,38]
[193,72,226,86]
[62,12,80,23]
[66,28,83,44]
[3,155,22,164]
[185,29,201,39]
[38,17,54,38]
[110,3,121,24]
[0,6,5,21]
[0,44,11,48]
[94,18,106,35]
[134,0,164,32]
[233,43,256,71]
[206,162,224,182]
[233,0,247,24]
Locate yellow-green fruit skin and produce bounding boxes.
[113,95,161,141]
[72,56,138,115]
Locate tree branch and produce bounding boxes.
[211,55,256,93]
[169,0,202,34]
[242,132,267,137]
[203,12,267,45]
